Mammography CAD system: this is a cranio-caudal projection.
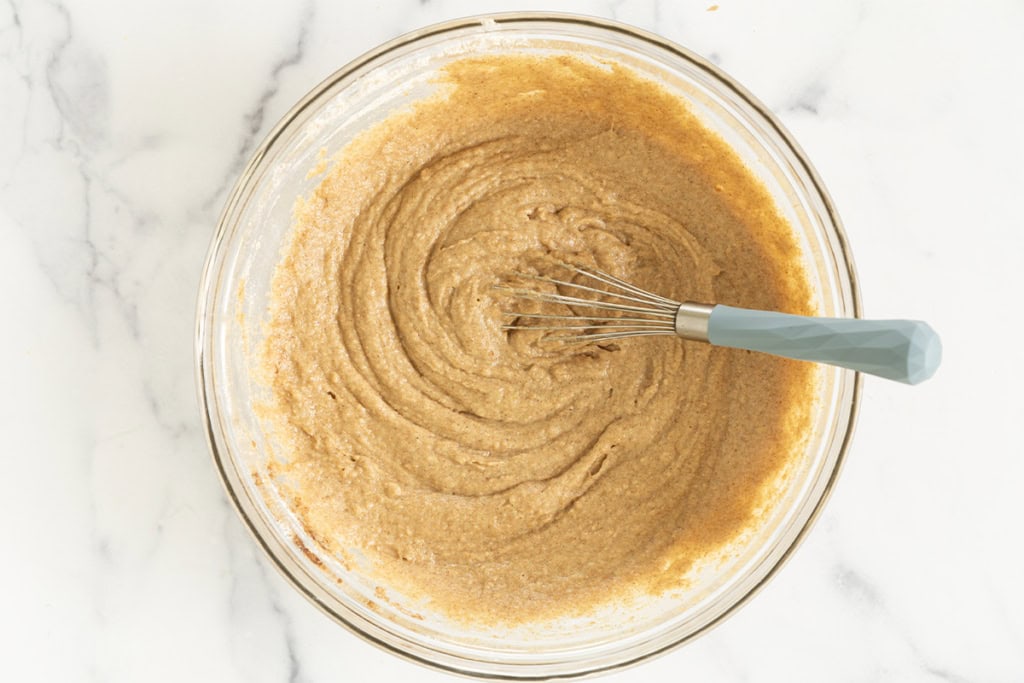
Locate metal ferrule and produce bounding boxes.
[674,302,714,341]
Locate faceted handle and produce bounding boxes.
[707,305,941,385]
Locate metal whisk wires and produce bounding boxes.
[497,265,683,343]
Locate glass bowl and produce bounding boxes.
[195,12,861,679]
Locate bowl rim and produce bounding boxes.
[195,11,862,679]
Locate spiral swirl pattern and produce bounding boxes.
[261,55,815,623]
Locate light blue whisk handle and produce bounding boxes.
[706,305,942,385]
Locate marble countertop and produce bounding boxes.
[2,0,1022,680]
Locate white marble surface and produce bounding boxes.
[2,0,1022,680]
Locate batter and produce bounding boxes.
[260,55,816,624]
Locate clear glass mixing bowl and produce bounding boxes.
[195,12,861,679]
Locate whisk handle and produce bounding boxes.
[706,305,941,385]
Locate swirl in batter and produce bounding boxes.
[261,55,816,623]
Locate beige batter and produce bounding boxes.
[260,55,816,624]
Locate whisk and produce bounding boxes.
[498,265,941,385]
